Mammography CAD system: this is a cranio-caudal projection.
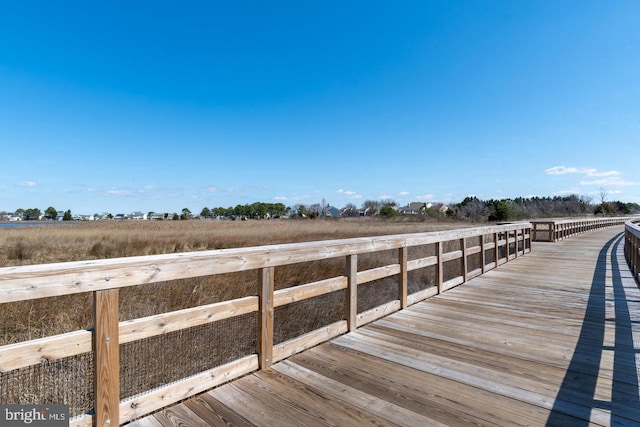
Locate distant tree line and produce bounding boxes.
[198,202,289,220]
[6,194,640,223]
[451,195,640,222]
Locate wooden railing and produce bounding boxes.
[530,217,629,242]
[0,223,532,426]
[625,218,640,284]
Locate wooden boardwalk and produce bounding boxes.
[130,227,640,427]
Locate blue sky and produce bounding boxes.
[1,1,638,215]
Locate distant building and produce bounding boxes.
[399,202,427,215]
[325,205,341,217]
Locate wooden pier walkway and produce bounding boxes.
[130,226,640,427]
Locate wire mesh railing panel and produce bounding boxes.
[467,252,482,272]
[443,259,462,283]
[119,312,257,400]
[408,265,436,294]
[0,352,94,418]
[357,277,399,313]
[408,243,436,259]
[273,290,345,344]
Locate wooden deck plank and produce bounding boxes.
[208,367,398,426]
[135,226,640,426]
[288,342,567,427]
[183,393,254,426]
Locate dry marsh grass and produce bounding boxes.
[0,218,472,345]
[0,218,466,266]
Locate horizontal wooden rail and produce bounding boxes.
[531,217,629,242]
[624,217,640,284]
[0,222,534,426]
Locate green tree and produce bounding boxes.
[379,204,397,218]
[294,204,308,218]
[24,208,41,220]
[180,208,191,220]
[594,203,615,216]
[63,209,73,221]
[251,202,268,219]
[45,206,57,220]
[200,207,211,218]
[488,200,511,222]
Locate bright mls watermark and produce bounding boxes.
[0,405,68,426]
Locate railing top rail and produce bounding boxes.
[531,217,629,225]
[0,222,531,304]
[626,217,640,238]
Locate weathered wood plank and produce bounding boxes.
[272,360,449,426]
[0,329,92,371]
[94,288,119,427]
[183,393,253,426]
[120,296,258,343]
[356,263,401,284]
[272,320,347,363]
[346,254,357,332]
[273,277,347,307]
[356,300,401,328]
[258,267,274,369]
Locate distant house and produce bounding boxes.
[77,214,97,221]
[325,206,341,217]
[399,202,427,215]
[131,211,148,220]
[398,202,448,215]
[436,203,449,213]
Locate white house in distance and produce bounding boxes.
[399,202,449,215]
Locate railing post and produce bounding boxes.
[346,255,358,331]
[398,247,408,309]
[631,235,640,281]
[480,234,486,274]
[258,266,274,369]
[460,238,468,282]
[494,232,500,266]
[436,242,443,294]
[94,289,120,427]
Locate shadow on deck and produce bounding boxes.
[547,233,640,426]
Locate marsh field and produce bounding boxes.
[0,218,473,346]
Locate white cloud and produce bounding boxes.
[18,181,36,187]
[273,195,313,202]
[546,165,636,191]
[545,165,621,177]
[415,194,435,201]
[580,177,638,186]
[545,166,581,175]
[336,189,362,199]
[398,191,410,196]
[202,186,218,193]
[105,188,133,196]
